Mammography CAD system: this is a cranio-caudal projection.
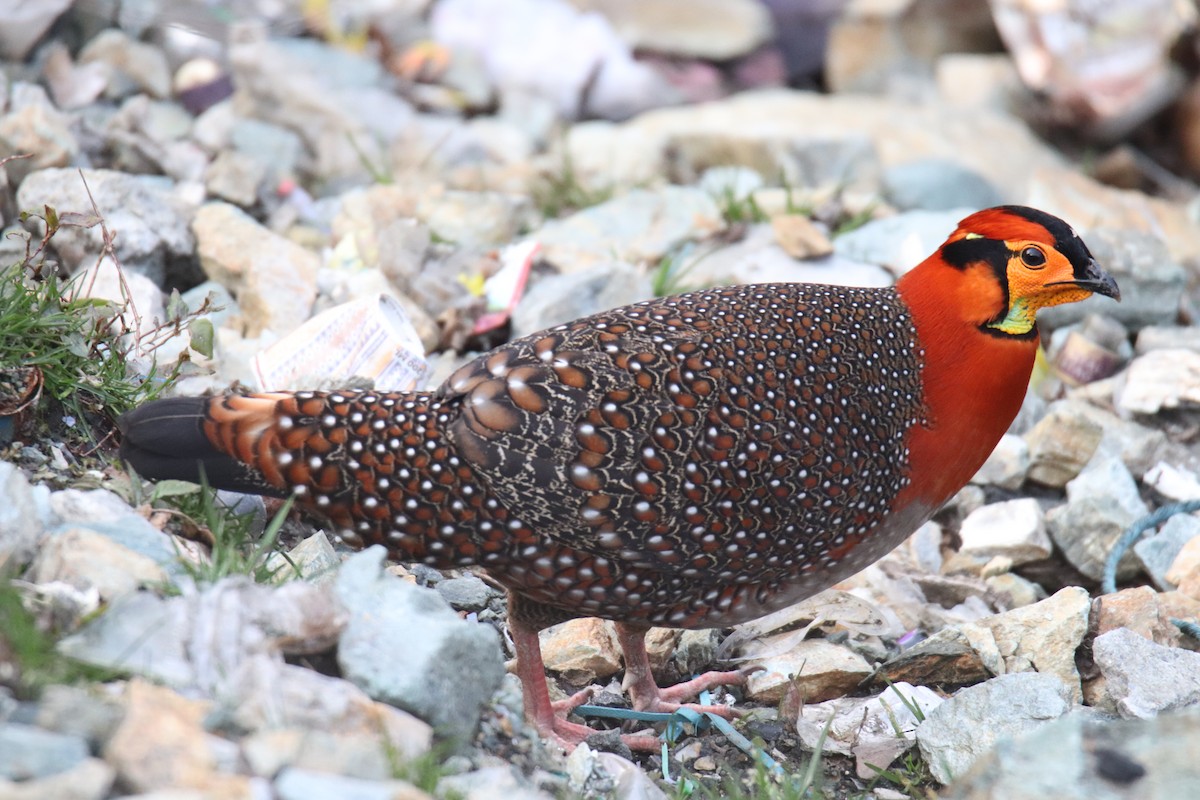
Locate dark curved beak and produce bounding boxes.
[1049,257,1121,301]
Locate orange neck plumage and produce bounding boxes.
[892,252,1038,511]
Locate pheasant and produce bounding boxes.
[120,205,1118,749]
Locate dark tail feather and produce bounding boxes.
[118,397,286,496]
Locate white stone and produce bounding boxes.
[971,434,1030,490]
[30,528,168,602]
[567,0,773,60]
[959,498,1051,566]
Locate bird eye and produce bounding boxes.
[1020,246,1046,268]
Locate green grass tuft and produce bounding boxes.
[151,476,298,585]
[0,576,126,699]
[713,184,769,226]
[530,147,613,219]
[0,262,171,425]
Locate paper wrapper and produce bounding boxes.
[251,294,428,392]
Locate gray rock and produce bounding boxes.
[531,186,723,273]
[1135,514,1200,591]
[1071,402,1169,479]
[1045,315,1131,387]
[0,0,72,60]
[205,150,268,208]
[1045,457,1150,581]
[973,587,1091,703]
[686,224,892,289]
[0,462,45,567]
[1040,227,1186,331]
[565,90,1062,197]
[0,722,89,781]
[1093,627,1200,719]
[417,190,534,246]
[58,578,346,694]
[274,767,429,800]
[796,683,944,779]
[16,168,196,283]
[29,526,169,601]
[431,0,678,121]
[970,433,1028,490]
[229,118,304,181]
[212,657,431,788]
[438,765,557,800]
[46,488,137,528]
[827,0,998,94]
[883,159,1003,212]
[34,685,125,751]
[511,262,654,339]
[1023,400,1103,488]
[1136,325,1200,355]
[435,575,495,612]
[672,629,721,676]
[834,209,972,274]
[941,708,1200,800]
[56,591,195,689]
[192,201,318,337]
[745,636,873,704]
[229,33,414,182]
[336,547,505,744]
[78,29,172,100]
[0,757,114,800]
[916,672,1074,785]
[1116,348,1200,416]
[243,728,403,782]
[45,488,186,578]
[958,498,1050,566]
[681,132,882,195]
[567,742,669,799]
[264,531,340,584]
[0,83,78,185]
[377,220,433,294]
[575,0,773,60]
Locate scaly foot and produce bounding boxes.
[627,665,758,717]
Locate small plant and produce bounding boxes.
[713,184,769,226]
[1,184,214,450]
[832,201,878,237]
[148,476,298,585]
[864,750,935,799]
[0,261,163,428]
[673,714,833,800]
[673,755,826,800]
[530,146,613,219]
[651,247,708,298]
[0,576,125,699]
[385,739,464,798]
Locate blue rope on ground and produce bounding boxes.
[1171,618,1200,640]
[573,687,784,781]
[1101,499,1200,595]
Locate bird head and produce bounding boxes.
[930,205,1120,337]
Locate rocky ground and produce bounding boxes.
[5,0,1200,798]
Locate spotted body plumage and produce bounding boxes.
[188,283,926,629]
[121,206,1119,749]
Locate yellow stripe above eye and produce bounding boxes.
[963,232,983,240]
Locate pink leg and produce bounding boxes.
[510,617,660,751]
[615,622,753,717]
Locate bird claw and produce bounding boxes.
[535,713,661,753]
[550,685,596,715]
[622,665,753,721]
